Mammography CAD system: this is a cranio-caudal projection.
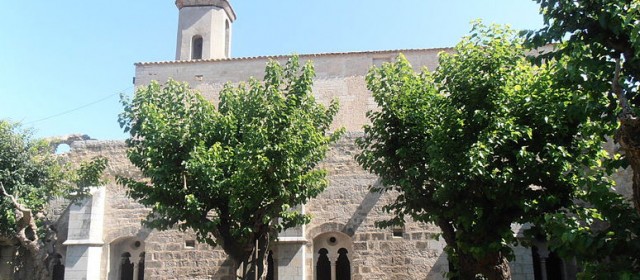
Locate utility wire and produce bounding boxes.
[24,86,133,124]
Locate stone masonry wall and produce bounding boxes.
[134,49,445,133]
[306,132,448,280]
[59,132,450,279]
[49,47,635,279]
[130,49,454,279]
[60,141,235,280]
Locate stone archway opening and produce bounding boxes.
[312,231,353,280]
[108,237,145,280]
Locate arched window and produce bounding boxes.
[224,20,230,57]
[313,231,354,280]
[316,248,331,280]
[120,252,134,280]
[192,35,203,60]
[336,248,351,280]
[532,246,565,280]
[109,238,145,280]
[137,252,145,280]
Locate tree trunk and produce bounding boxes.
[458,251,512,280]
[611,57,640,214]
[235,234,270,280]
[617,118,640,213]
[1,183,51,280]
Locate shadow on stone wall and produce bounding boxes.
[210,257,236,280]
[425,252,449,280]
[343,179,383,236]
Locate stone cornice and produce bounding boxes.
[175,0,236,21]
[63,239,105,246]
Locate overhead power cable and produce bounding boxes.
[24,86,133,124]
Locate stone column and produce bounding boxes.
[275,239,307,280]
[536,244,550,280]
[330,255,337,280]
[63,186,106,279]
[276,204,306,280]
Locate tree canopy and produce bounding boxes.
[523,1,640,277]
[118,56,342,279]
[356,23,613,279]
[525,0,640,212]
[0,120,106,279]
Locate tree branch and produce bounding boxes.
[0,182,40,255]
[1,182,30,213]
[613,57,633,120]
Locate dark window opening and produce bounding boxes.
[336,248,351,280]
[52,254,65,280]
[532,246,564,280]
[192,36,203,60]
[266,250,275,280]
[225,20,230,57]
[392,226,404,238]
[120,252,134,280]
[137,252,145,280]
[316,248,331,280]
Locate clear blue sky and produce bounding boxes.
[0,1,543,140]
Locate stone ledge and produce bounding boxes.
[276,237,307,243]
[63,240,105,246]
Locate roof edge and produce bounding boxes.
[134,47,452,66]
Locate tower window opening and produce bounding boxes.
[192,35,203,60]
[225,20,230,57]
[392,225,404,238]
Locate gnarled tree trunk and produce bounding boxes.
[617,120,640,213]
[1,182,52,280]
[611,57,640,214]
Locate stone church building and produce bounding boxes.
[4,0,617,279]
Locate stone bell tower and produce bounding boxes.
[175,0,236,60]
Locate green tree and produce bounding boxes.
[525,0,640,213]
[118,56,342,280]
[522,1,640,277]
[0,120,106,279]
[356,24,612,279]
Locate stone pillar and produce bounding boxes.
[330,255,337,280]
[276,204,306,280]
[275,240,307,280]
[63,186,106,279]
[536,244,550,280]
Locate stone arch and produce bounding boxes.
[108,237,145,280]
[312,231,353,280]
[306,222,346,240]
